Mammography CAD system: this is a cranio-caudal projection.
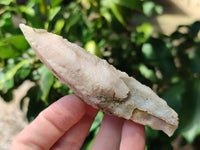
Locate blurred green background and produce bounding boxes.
[0,0,200,149]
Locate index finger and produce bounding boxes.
[120,120,145,150]
[10,95,86,150]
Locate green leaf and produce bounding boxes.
[0,59,30,91]
[19,5,35,16]
[155,5,163,15]
[80,0,91,9]
[189,21,200,37]
[113,0,142,10]
[136,23,153,39]
[190,46,200,74]
[15,64,31,79]
[65,12,80,32]
[148,38,175,77]
[101,0,126,25]
[39,0,49,16]
[145,126,159,141]
[0,0,11,5]
[180,79,200,143]
[84,128,100,150]
[48,6,61,21]
[51,0,63,7]
[84,40,103,58]
[190,56,200,74]
[0,89,13,102]
[142,1,155,17]
[2,78,14,92]
[138,64,157,82]
[89,111,103,132]
[142,43,155,59]
[0,43,20,58]
[131,23,154,45]
[82,111,103,150]
[110,4,126,26]
[0,12,14,29]
[170,31,185,40]
[25,85,46,121]
[100,8,112,23]
[39,65,54,105]
[53,19,65,34]
[3,35,29,51]
[0,35,29,59]
[160,83,185,113]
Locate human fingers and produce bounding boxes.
[50,105,98,150]
[120,120,145,150]
[90,114,125,150]
[10,95,86,150]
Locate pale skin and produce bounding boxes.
[10,95,145,150]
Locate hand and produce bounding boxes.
[10,95,145,150]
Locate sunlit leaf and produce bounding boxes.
[131,23,154,45]
[138,64,157,82]
[100,8,112,23]
[85,126,100,150]
[3,35,29,51]
[48,6,61,21]
[0,0,12,5]
[51,0,62,7]
[113,0,142,10]
[89,111,103,132]
[0,35,29,58]
[0,59,30,91]
[101,0,126,25]
[110,4,126,26]
[142,2,163,17]
[80,0,91,9]
[84,40,103,58]
[2,78,14,92]
[0,43,20,58]
[53,19,65,34]
[155,5,163,15]
[142,43,155,59]
[0,12,13,27]
[19,5,35,16]
[136,23,153,39]
[39,0,49,16]
[82,111,103,150]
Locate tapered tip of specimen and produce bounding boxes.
[19,24,31,34]
[19,23,26,30]
[19,24,34,42]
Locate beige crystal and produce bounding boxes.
[20,24,179,136]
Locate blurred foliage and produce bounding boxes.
[0,0,200,149]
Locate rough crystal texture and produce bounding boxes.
[20,24,179,136]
